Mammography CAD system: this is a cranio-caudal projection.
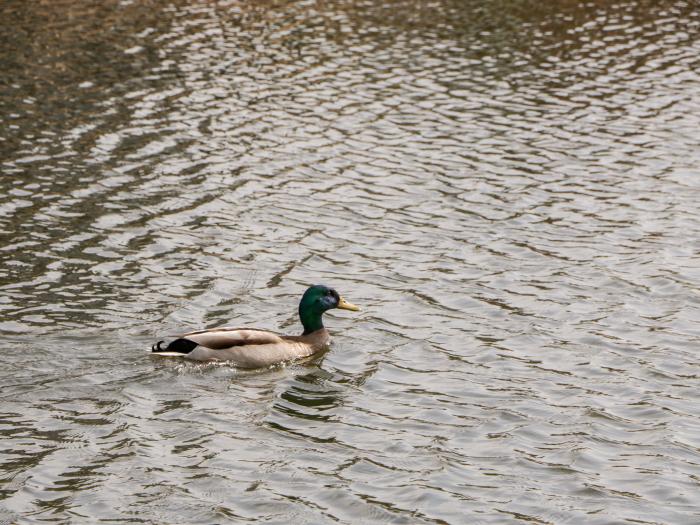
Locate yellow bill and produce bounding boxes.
[337,296,360,311]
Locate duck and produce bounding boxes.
[151,284,360,368]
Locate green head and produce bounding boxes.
[298,284,360,335]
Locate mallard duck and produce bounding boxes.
[151,284,360,368]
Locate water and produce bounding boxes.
[1,0,700,523]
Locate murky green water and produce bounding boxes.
[2,0,700,523]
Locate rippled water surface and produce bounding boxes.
[2,0,700,523]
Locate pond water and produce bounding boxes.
[1,0,700,523]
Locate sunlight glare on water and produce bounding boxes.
[1,0,700,523]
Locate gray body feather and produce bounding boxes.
[177,327,330,368]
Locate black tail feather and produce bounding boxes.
[151,338,198,354]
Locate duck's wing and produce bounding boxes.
[182,327,315,367]
[182,327,285,350]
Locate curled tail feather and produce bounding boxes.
[151,338,198,355]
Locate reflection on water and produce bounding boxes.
[2,0,700,523]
